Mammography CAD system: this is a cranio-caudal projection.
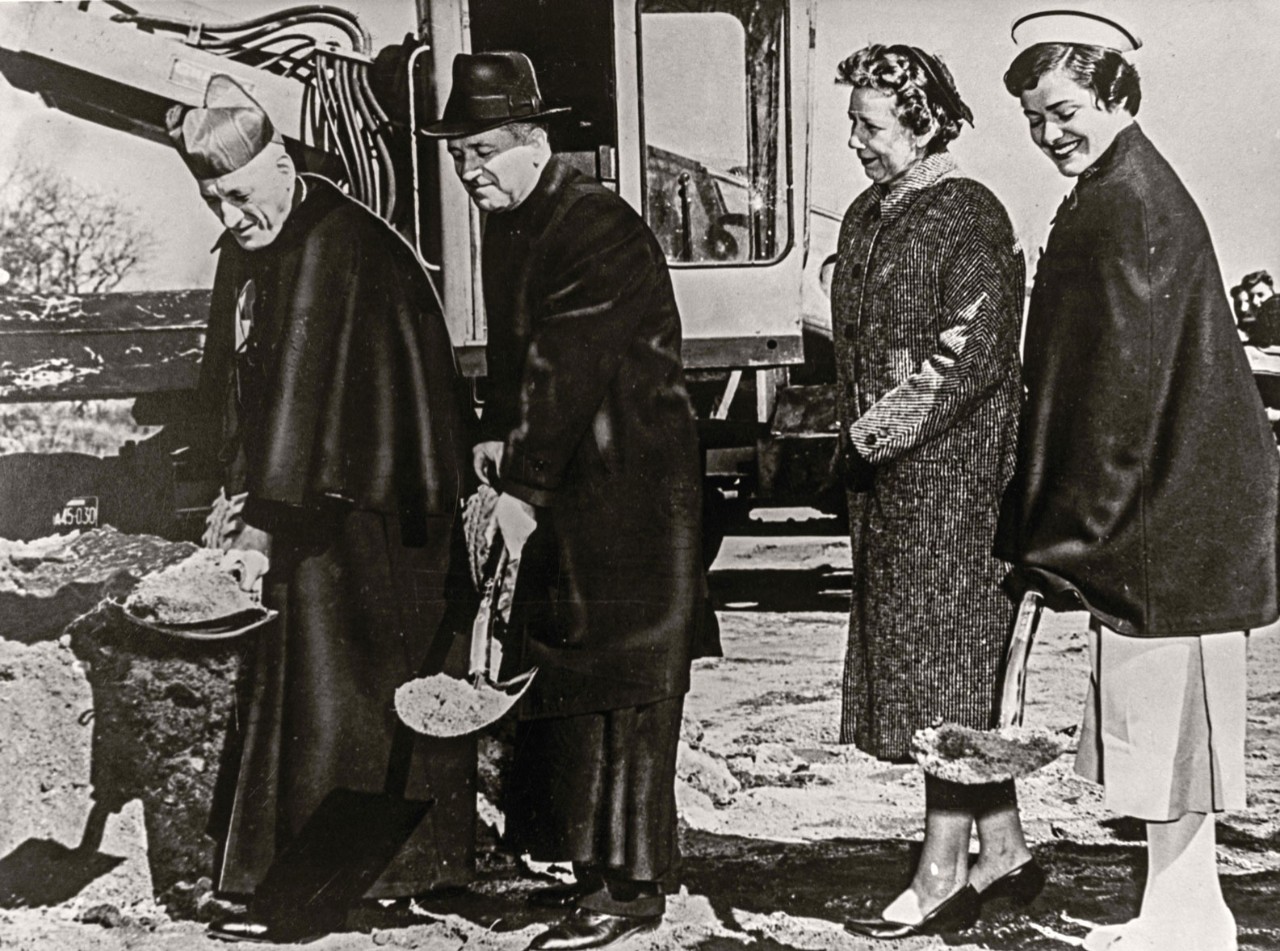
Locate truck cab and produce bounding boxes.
[0,0,838,548]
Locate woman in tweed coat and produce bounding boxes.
[832,46,1033,939]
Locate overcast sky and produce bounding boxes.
[0,0,1276,292]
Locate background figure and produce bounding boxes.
[830,44,1034,940]
[424,52,719,951]
[1242,269,1275,310]
[1242,270,1278,345]
[171,76,477,943]
[1229,284,1252,340]
[999,15,1278,951]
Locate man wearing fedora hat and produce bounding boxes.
[423,51,719,951]
[169,74,477,943]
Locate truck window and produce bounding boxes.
[639,0,789,266]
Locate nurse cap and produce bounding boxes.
[1011,10,1142,53]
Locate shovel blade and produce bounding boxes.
[911,723,1070,784]
[395,668,537,738]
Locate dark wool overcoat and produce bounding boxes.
[481,156,717,720]
[832,154,1025,760]
[197,177,477,898]
[996,123,1278,637]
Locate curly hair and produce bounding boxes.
[1243,270,1274,291]
[835,45,965,155]
[1003,44,1142,115]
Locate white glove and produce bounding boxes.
[220,548,270,597]
[484,492,537,559]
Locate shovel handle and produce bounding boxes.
[998,590,1044,729]
[469,548,509,680]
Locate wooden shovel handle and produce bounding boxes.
[998,590,1044,729]
[469,547,509,680]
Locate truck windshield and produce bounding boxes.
[638,0,789,266]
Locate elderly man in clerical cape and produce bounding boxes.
[167,76,476,943]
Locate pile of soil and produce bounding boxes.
[0,529,196,643]
[0,528,247,916]
[68,604,244,910]
[123,550,258,625]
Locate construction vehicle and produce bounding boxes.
[0,0,841,553]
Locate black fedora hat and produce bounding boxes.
[420,51,569,139]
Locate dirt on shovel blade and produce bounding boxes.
[911,723,1070,784]
[395,673,519,738]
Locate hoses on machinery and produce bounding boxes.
[114,5,395,221]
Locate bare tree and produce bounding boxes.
[0,163,155,295]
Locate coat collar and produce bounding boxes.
[496,154,578,234]
[874,151,960,222]
[1078,120,1143,185]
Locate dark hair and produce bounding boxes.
[1003,43,1141,115]
[836,44,966,155]
[1243,270,1274,290]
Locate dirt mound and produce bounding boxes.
[0,528,195,643]
[68,603,244,911]
[123,549,258,625]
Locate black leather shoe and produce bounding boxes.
[525,908,661,950]
[977,858,1046,907]
[527,880,599,908]
[845,884,981,939]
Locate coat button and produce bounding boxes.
[843,324,856,340]
[848,262,862,278]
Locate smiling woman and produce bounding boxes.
[1004,43,1140,176]
[996,17,1278,951]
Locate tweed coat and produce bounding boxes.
[996,124,1278,636]
[480,156,717,720]
[832,153,1025,760]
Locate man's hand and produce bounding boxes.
[225,522,272,558]
[484,493,537,558]
[473,441,505,487]
[220,549,270,596]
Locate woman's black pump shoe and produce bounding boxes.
[845,884,981,939]
[977,858,1046,907]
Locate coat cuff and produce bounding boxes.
[848,418,891,464]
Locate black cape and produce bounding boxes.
[199,177,477,899]
[997,125,1278,636]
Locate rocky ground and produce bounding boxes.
[0,530,1277,950]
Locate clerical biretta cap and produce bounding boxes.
[166,75,282,180]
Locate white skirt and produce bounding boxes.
[1074,622,1248,821]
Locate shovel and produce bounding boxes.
[911,590,1071,784]
[395,545,537,738]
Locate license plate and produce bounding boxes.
[53,496,99,529]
